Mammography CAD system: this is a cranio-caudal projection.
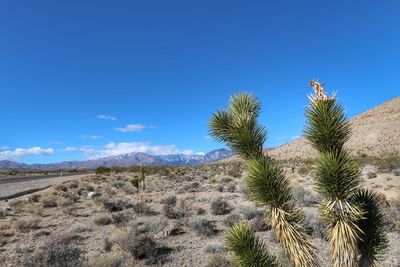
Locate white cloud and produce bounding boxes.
[80,135,103,140]
[97,114,117,121]
[0,146,9,150]
[86,142,194,159]
[0,147,54,159]
[63,147,78,151]
[49,141,63,145]
[204,135,212,140]
[115,124,147,132]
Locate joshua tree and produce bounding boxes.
[209,93,318,267]
[305,81,387,267]
[209,82,387,267]
[131,165,146,192]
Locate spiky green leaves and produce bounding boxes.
[225,222,278,267]
[246,157,293,209]
[209,93,266,160]
[352,190,388,267]
[304,99,351,153]
[314,151,361,199]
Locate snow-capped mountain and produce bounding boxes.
[0,149,235,170]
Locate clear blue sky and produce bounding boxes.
[0,1,399,163]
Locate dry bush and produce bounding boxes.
[119,232,171,264]
[41,196,58,208]
[210,198,233,215]
[94,215,113,226]
[111,211,132,225]
[193,219,219,237]
[83,253,124,267]
[215,184,224,192]
[28,194,41,203]
[226,182,236,192]
[292,184,320,207]
[206,253,232,267]
[15,218,39,233]
[22,233,85,267]
[224,213,242,227]
[385,197,400,231]
[160,195,177,206]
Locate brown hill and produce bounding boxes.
[269,96,400,161]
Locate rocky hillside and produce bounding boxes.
[269,96,400,161]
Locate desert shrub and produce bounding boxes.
[133,201,154,216]
[162,204,183,219]
[210,198,232,215]
[206,253,232,267]
[22,233,85,267]
[42,197,58,208]
[96,167,111,175]
[367,171,377,179]
[224,213,242,227]
[28,194,41,203]
[302,209,327,239]
[298,166,310,176]
[392,169,400,176]
[215,184,224,192]
[292,184,320,207]
[119,233,171,264]
[66,180,79,189]
[94,215,113,226]
[220,176,233,183]
[54,184,68,192]
[119,233,155,259]
[385,197,400,231]
[102,200,130,213]
[15,218,39,233]
[226,163,242,178]
[226,182,236,192]
[238,205,263,220]
[183,181,200,191]
[103,238,113,252]
[250,215,270,232]
[83,254,124,267]
[196,207,206,215]
[193,219,219,236]
[160,195,177,206]
[0,208,9,218]
[111,212,132,225]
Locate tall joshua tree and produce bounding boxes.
[209,94,318,267]
[305,81,387,267]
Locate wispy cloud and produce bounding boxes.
[80,135,103,140]
[49,141,63,145]
[204,135,212,140]
[86,142,193,159]
[115,124,147,132]
[97,114,117,121]
[63,147,78,151]
[0,147,54,159]
[0,146,9,150]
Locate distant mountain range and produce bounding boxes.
[0,149,235,170]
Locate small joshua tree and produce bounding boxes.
[131,165,146,192]
[305,81,387,267]
[210,93,318,267]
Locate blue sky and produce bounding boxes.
[0,1,399,164]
